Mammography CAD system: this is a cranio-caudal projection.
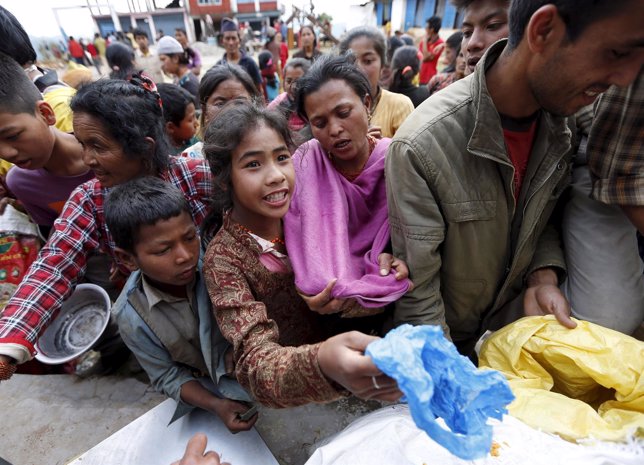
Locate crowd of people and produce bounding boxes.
[0,0,643,463]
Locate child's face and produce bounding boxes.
[126,211,200,292]
[348,36,383,96]
[305,79,371,168]
[159,54,179,75]
[284,66,305,100]
[230,123,294,231]
[169,103,198,146]
[444,45,457,67]
[135,35,149,51]
[0,102,56,170]
[73,112,146,187]
[204,79,252,128]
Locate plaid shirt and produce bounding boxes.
[0,157,213,357]
[588,75,644,205]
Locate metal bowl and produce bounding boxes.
[35,283,111,364]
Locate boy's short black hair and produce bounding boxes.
[508,0,632,48]
[426,16,442,33]
[450,0,509,10]
[0,52,42,114]
[132,28,148,39]
[105,176,191,253]
[0,6,37,66]
[157,83,195,126]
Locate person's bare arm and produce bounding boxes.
[621,205,644,236]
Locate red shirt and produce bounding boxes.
[419,37,444,84]
[503,119,538,201]
[68,39,84,58]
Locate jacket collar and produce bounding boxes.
[466,39,570,165]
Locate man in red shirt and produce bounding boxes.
[418,16,444,85]
[67,36,84,65]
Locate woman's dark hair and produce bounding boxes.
[389,46,421,93]
[443,31,464,73]
[197,63,261,130]
[106,42,137,80]
[0,6,36,66]
[157,83,195,126]
[70,77,170,175]
[294,54,372,121]
[105,176,190,253]
[200,102,293,244]
[386,35,404,64]
[299,25,317,49]
[283,57,311,76]
[338,26,387,65]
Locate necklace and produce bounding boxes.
[330,135,378,181]
[236,223,285,246]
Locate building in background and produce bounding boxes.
[374,0,461,31]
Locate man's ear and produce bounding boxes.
[115,247,139,273]
[525,4,565,54]
[36,100,57,126]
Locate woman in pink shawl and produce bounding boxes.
[283,55,411,317]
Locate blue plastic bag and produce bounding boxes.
[366,324,514,460]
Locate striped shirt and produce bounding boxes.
[0,157,213,361]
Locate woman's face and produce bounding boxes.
[456,50,466,76]
[304,79,371,170]
[73,112,147,187]
[444,45,457,67]
[348,36,382,97]
[283,66,305,100]
[300,27,314,48]
[159,54,179,75]
[204,78,252,128]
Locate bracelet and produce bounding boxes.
[0,360,17,380]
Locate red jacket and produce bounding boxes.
[68,39,84,58]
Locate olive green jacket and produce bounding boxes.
[386,40,571,344]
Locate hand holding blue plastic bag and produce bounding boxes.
[366,325,514,460]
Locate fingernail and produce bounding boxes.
[380,269,388,276]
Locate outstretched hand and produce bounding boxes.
[318,331,402,402]
[524,268,576,329]
[212,399,258,433]
[171,433,230,465]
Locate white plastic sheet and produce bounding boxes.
[305,405,644,465]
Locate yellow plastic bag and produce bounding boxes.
[479,315,644,442]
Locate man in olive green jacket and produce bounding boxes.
[386,0,644,353]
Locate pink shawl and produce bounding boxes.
[283,138,411,307]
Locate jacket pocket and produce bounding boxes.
[441,275,487,339]
[442,200,497,223]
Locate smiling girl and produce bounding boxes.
[201,103,401,407]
